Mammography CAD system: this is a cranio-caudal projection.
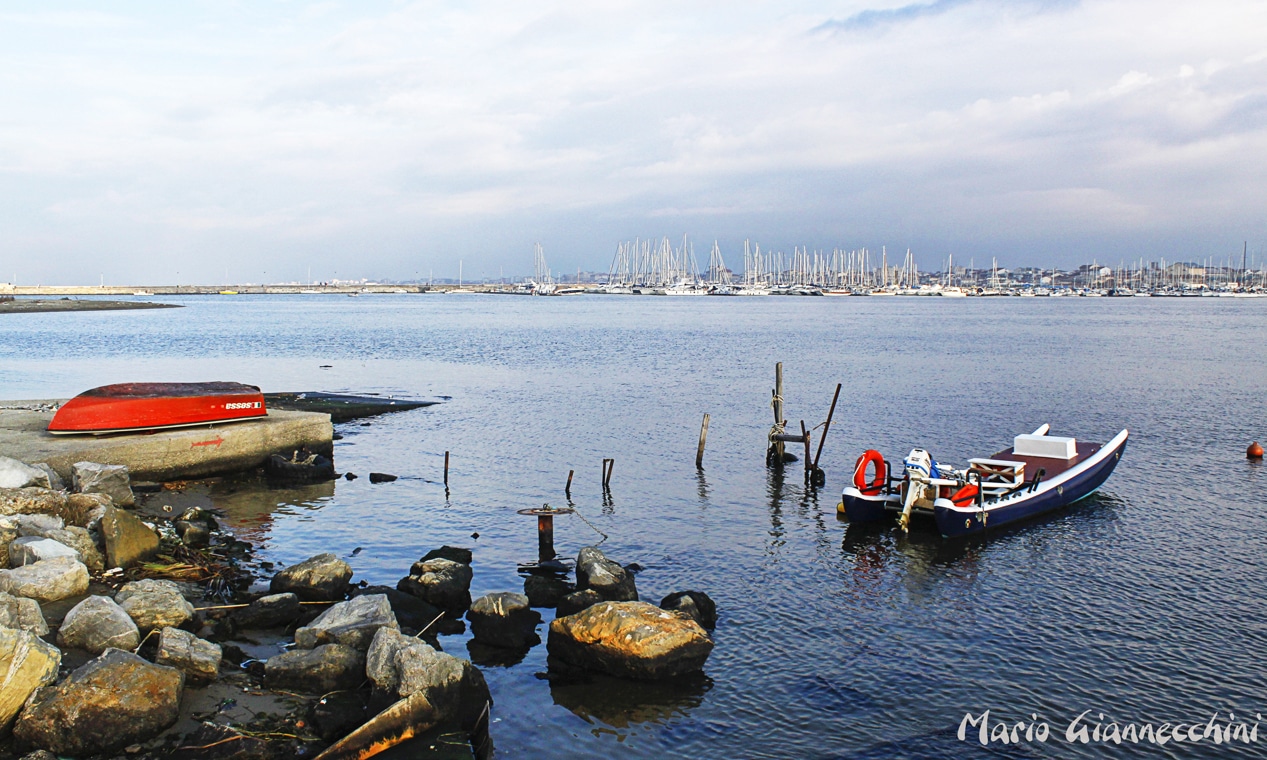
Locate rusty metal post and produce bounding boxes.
[537,513,556,561]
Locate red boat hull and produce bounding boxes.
[48,382,267,435]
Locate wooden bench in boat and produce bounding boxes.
[967,458,1026,494]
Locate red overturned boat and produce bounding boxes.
[48,382,267,435]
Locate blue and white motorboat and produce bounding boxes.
[839,425,1128,537]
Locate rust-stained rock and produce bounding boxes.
[100,506,159,569]
[0,627,60,736]
[548,601,714,680]
[13,648,183,756]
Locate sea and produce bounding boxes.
[2,294,1266,759]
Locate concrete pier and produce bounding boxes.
[0,401,333,482]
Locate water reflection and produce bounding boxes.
[135,474,336,546]
[547,670,713,736]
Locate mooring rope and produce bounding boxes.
[570,504,609,544]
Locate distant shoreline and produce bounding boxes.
[0,299,182,314]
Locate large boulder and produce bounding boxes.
[232,592,302,629]
[548,601,714,680]
[269,553,352,601]
[8,536,79,567]
[467,592,541,649]
[350,585,450,633]
[294,594,399,650]
[116,578,196,633]
[0,458,49,490]
[57,595,140,654]
[397,557,472,615]
[264,643,365,694]
[99,506,159,569]
[0,591,48,636]
[366,627,490,730]
[575,547,638,602]
[0,628,60,735]
[660,590,718,630]
[155,627,221,682]
[71,462,134,507]
[13,648,183,756]
[0,557,89,603]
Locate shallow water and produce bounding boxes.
[2,294,1266,758]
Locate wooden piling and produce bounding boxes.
[810,382,843,486]
[801,420,812,481]
[443,451,450,486]
[773,362,785,463]
[565,469,574,498]
[696,413,710,468]
[602,458,614,488]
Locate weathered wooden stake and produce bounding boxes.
[443,451,450,486]
[565,469,574,498]
[696,413,711,468]
[801,420,812,481]
[602,458,614,488]
[812,382,843,473]
[773,362,785,463]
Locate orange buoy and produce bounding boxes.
[1249,442,1264,460]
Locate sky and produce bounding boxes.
[1,1,1265,285]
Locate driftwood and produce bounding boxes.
[311,692,440,760]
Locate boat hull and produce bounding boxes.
[48,382,267,435]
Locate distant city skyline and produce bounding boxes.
[2,1,1265,285]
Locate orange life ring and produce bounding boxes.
[950,483,979,507]
[853,450,887,495]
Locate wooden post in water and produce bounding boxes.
[565,470,574,498]
[443,451,450,486]
[696,413,710,468]
[602,458,614,488]
[772,362,785,463]
[801,420,812,482]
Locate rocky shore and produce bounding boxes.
[0,299,180,314]
[0,455,717,759]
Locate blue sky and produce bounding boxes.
[2,1,1265,284]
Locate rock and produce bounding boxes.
[295,594,399,650]
[57,595,140,654]
[547,601,714,680]
[467,592,541,649]
[418,546,473,565]
[176,521,211,547]
[0,627,60,735]
[14,648,183,755]
[365,627,490,730]
[9,514,64,536]
[116,578,196,632]
[397,557,472,615]
[0,488,68,520]
[264,643,365,694]
[0,518,15,569]
[524,575,573,608]
[0,457,49,490]
[31,465,64,492]
[575,546,638,602]
[269,553,352,601]
[9,536,79,566]
[66,493,111,528]
[368,472,397,483]
[155,627,221,682]
[43,527,104,574]
[174,723,269,760]
[0,557,89,603]
[0,591,48,635]
[660,590,718,630]
[18,751,58,760]
[309,691,370,742]
[350,585,450,633]
[557,589,603,617]
[99,506,159,569]
[71,461,135,507]
[232,592,301,629]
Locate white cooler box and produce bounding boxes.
[1013,433,1076,460]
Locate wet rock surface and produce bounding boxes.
[468,592,541,650]
[264,643,366,694]
[294,593,399,650]
[575,546,638,602]
[660,590,718,629]
[524,574,573,608]
[14,648,183,756]
[269,552,352,601]
[231,592,301,629]
[557,588,604,617]
[548,600,715,680]
[397,557,473,615]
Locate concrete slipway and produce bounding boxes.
[0,401,333,482]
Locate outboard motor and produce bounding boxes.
[899,448,940,532]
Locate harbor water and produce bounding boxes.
[2,294,1266,758]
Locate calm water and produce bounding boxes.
[2,294,1266,759]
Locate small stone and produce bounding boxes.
[295,594,399,650]
[100,506,159,569]
[72,462,135,507]
[14,648,183,756]
[269,553,353,601]
[467,592,541,650]
[350,585,449,633]
[232,592,302,629]
[556,589,603,617]
[116,578,196,633]
[9,536,79,566]
[660,590,718,630]
[57,595,141,654]
[0,556,89,603]
[0,590,49,635]
[418,546,473,566]
[177,521,211,547]
[0,627,60,735]
[368,472,397,483]
[264,643,365,694]
[66,493,111,528]
[155,627,221,682]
